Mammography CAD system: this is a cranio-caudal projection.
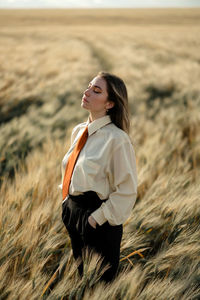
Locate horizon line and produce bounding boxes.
[1,6,200,9]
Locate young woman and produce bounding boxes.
[61,71,137,283]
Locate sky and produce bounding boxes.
[0,0,200,8]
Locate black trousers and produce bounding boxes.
[62,191,123,283]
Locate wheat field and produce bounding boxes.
[0,8,200,300]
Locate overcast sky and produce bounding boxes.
[0,0,200,8]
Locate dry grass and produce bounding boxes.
[0,8,200,300]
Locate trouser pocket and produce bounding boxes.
[62,199,95,237]
[62,200,69,227]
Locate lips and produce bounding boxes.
[82,96,89,103]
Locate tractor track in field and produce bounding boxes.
[76,36,113,72]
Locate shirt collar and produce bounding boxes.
[86,115,112,136]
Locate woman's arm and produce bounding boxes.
[91,141,137,226]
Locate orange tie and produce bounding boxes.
[62,126,88,200]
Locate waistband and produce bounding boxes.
[68,191,107,210]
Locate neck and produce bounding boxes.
[89,112,107,122]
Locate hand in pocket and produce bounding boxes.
[88,215,97,229]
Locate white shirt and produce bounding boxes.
[61,115,137,226]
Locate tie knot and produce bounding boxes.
[84,126,88,135]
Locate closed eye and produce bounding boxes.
[93,88,101,94]
[87,82,102,93]
[87,84,101,94]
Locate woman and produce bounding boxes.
[61,71,137,283]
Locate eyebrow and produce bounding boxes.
[89,82,102,90]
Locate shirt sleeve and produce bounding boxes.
[91,141,137,226]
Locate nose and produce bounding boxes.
[84,86,91,97]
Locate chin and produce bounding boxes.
[81,102,89,110]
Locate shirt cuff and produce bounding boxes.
[91,207,107,226]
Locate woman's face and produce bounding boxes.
[81,76,114,119]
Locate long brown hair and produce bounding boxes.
[98,71,130,134]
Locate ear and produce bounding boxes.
[106,101,115,110]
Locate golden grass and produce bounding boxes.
[1,8,200,27]
[0,8,200,300]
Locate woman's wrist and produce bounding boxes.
[88,215,97,229]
